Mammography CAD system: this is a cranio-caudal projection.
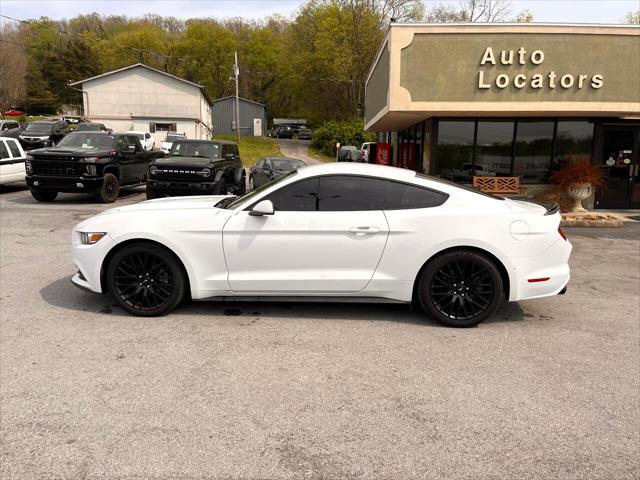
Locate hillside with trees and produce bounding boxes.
[1,0,532,125]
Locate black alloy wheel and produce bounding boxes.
[107,243,185,316]
[98,172,120,203]
[248,175,255,191]
[31,190,58,202]
[418,250,503,327]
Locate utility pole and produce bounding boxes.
[233,51,240,144]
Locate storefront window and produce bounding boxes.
[475,121,514,177]
[513,121,554,183]
[434,121,475,180]
[554,121,594,168]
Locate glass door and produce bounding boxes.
[595,128,640,209]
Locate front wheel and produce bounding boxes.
[106,243,186,317]
[97,173,120,203]
[146,187,159,200]
[248,175,255,191]
[31,190,58,202]
[418,250,503,328]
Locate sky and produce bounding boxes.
[1,0,638,24]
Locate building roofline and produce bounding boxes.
[69,63,214,105]
[389,22,640,28]
[212,95,265,107]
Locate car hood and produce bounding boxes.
[28,146,114,157]
[151,156,218,167]
[109,195,235,213]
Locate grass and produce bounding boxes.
[308,146,336,163]
[213,135,281,166]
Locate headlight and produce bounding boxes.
[149,166,158,176]
[79,232,106,244]
[198,168,212,177]
[25,158,33,174]
[85,164,97,176]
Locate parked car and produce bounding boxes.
[297,128,312,140]
[18,120,71,150]
[125,131,155,151]
[160,133,186,154]
[337,145,362,162]
[146,139,245,199]
[70,163,571,327]
[75,123,110,133]
[249,157,306,190]
[274,126,293,139]
[63,116,85,125]
[0,138,27,185]
[25,131,164,203]
[0,120,23,139]
[360,142,376,163]
[2,109,24,117]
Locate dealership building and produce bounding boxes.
[364,23,640,209]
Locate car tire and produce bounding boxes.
[146,188,159,200]
[214,178,227,195]
[30,190,58,202]
[417,249,503,328]
[237,172,246,195]
[249,175,255,191]
[107,242,186,317]
[97,173,120,203]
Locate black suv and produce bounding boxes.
[26,131,164,203]
[146,139,245,199]
[19,120,70,150]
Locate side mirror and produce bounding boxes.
[249,200,274,216]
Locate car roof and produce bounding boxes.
[296,162,416,181]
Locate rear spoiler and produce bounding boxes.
[517,198,560,215]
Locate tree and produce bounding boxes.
[624,10,640,24]
[362,0,426,25]
[425,0,525,23]
[0,23,27,112]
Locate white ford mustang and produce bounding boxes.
[71,163,571,327]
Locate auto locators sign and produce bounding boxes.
[477,47,604,90]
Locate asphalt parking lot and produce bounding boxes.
[1,185,639,480]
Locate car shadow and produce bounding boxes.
[40,276,527,327]
[7,187,145,205]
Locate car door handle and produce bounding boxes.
[348,226,380,236]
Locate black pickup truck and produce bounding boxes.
[26,131,163,203]
[146,139,245,199]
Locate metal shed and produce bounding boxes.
[212,96,266,137]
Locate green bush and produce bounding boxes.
[311,119,376,157]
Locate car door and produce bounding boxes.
[222,175,390,293]
[128,136,149,181]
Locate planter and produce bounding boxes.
[566,183,592,212]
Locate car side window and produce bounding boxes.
[265,178,319,211]
[10,122,18,129]
[256,159,264,168]
[317,175,388,211]
[234,146,239,156]
[7,140,21,157]
[127,136,143,152]
[0,142,9,160]
[116,137,128,151]
[383,182,448,210]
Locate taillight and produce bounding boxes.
[558,227,567,241]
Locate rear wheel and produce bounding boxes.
[418,250,503,327]
[107,243,185,317]
[97,173,120,203]
[30,190,58,202]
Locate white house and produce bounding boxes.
[70,63,214,144]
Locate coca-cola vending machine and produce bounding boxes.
[376,143,390,165]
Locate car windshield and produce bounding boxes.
[56,132,116,149]
[25,123,53,134]
[271,159,305,171]
[76,124,102,131]
[216,170,297,210]
[170,141,220,158]
[164,135,183,143]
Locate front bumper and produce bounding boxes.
[20,140,50,150]
[27,175,104,192]
[147,178,220,195]
[70,230,116,294]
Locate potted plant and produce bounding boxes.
[549,160,605,212]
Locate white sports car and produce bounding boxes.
[71,163,571,327]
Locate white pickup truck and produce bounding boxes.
[125,131,156,151]
[0,137,27,185]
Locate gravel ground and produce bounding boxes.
[1,185,639,480]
